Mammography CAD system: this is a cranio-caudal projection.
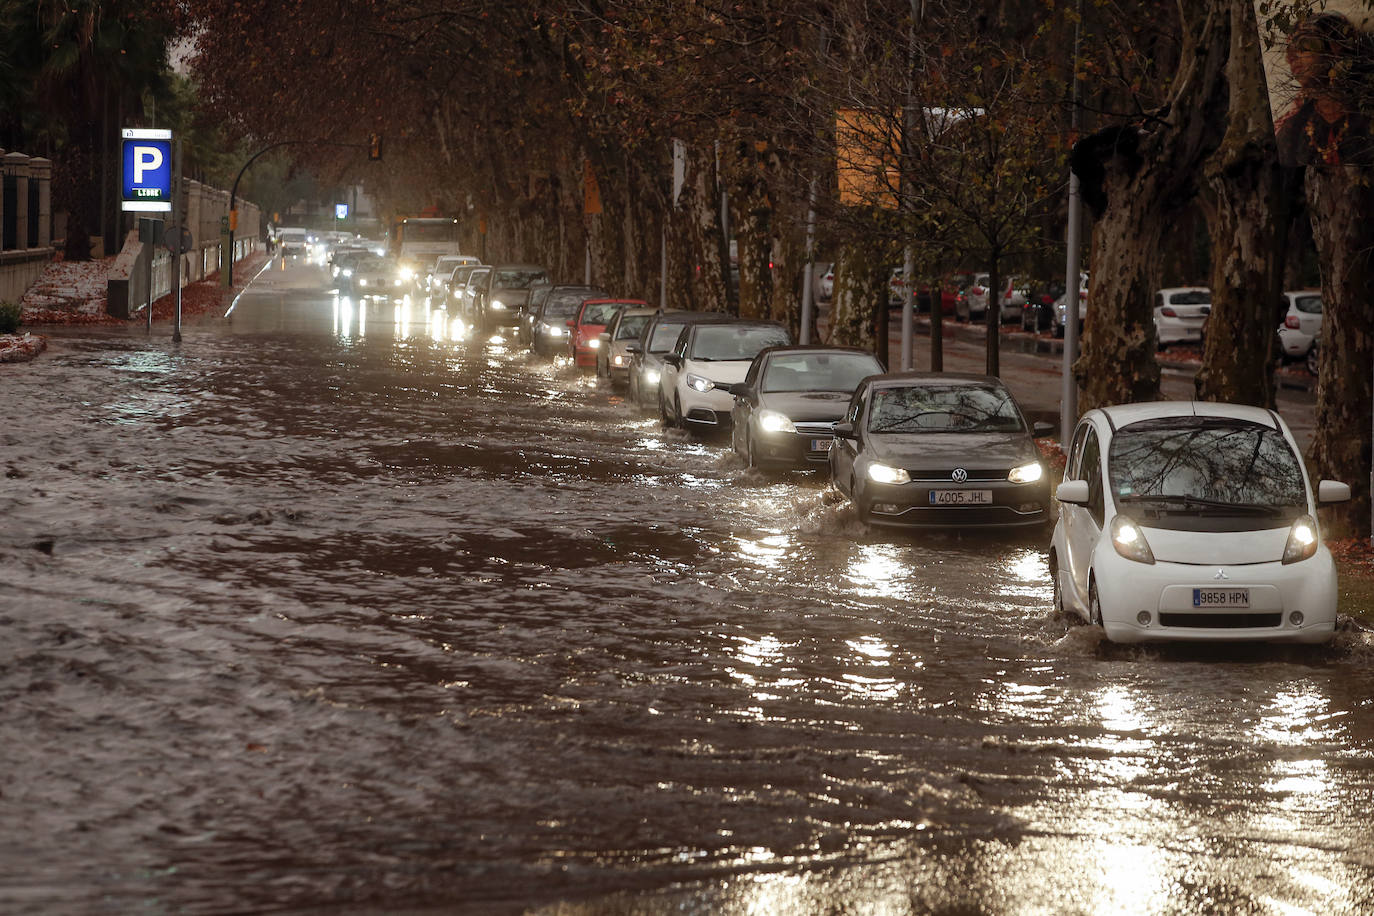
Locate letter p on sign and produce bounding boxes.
[120,128,173,212]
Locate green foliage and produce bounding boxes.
[0,302,21,334]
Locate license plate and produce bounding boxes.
[811,438,832,451]
[1192,588,1250,608]
[929,489,993,506]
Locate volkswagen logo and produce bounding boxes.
[951,468,968,483]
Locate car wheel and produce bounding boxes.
[674,394,685,431]
[1051,559,1065,618]
[1306,345,1320,377]
[658,393,672,429]
[746,432,759,469]
[1088,577,1104,628]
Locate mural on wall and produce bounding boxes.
[1259,0,1374,167]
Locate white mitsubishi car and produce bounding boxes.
[658,320,792,435]
[1050,401,1349,644]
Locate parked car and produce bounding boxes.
[729,346,885,470]
[954,272,989,322]
[596,305,657,386]
[527,286,608,357]
[818,263,834,301]
[1276,289,1323,367]
[1154,287,1211,348]
[829,372,1053,529]
[476,264,549,331]
[659,320,792,435]
[1019,279,1064,332]
[1050,401,1349,644]
[626,310,712,408]
[1052,274,1090,339]
[569,298,643,368]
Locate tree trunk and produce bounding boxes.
[680,142,729,313]
[1305,165,1374,537]
[735,140,772,321]
[1194,0,1289,407]
[830,236,886,353]
[1072,1,1231,413]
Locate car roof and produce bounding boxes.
[864,371,1005,388]
[581,298,647,306]
[490,263,544,270]
[757,344,876,357]
[1094,400,1282,430]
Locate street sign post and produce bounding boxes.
[120,128,173,213]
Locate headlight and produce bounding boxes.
[399,267,415,281]
[394,278,404,287]
[645,369,661,385]
[612,355,627,367]
[588,338,601,349]
[1008,461,1043,484]
[1110,515,1156,564]
[359,278,368,287]
[757,410,796,434]
[1282,514,1319,564]
[542,323,566,337]
[867,463,910,485]
[686,373,714,393]
[490,299,506,311]
[342,268,353,278]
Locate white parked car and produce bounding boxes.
[1050,401,1349,644]
[1154,286,1211,347]
[1052,272,1090,338]
[1276,289,1323,373]
[659,320,792,435]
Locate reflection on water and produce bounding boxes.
[4,263,1374,913]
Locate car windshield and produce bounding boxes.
[648,321,688,352]
[579,302,623,325]
[357,257,391,271]
[761,352,883,393]
[1108,417,1306,512]
[615,314,651,340]
[494,268,547,288]
[1170,290,1211,305]
[867,384,1025,433]
[544,296,592,320]
[1294,295,1322,314]
[689,326,791,361]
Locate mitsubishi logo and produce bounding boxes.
[951,468,968,483]
[1214,569,1230,580]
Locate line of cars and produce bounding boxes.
[561,292,1349,648]
[330,260,1349,648]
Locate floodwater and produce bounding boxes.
[3,260,1374,914]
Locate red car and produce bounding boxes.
[568,298,646,367]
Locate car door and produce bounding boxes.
[830,386,867,494]
[1062,423,1105,606]
[659,328,690,412]
[732,354,766,452]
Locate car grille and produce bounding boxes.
[907,468,1011,481]
[870,505,1043,526]
[686,408,720,425]
[794,421,835,436]
[1159,612,1282,629]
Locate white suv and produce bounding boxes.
[1276,289,1322,374]
[659,321,792,435]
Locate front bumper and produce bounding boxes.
[680,387,736,430]
[859,476,1051,529]
[1093,550,1337,644]
[751,425,836,469]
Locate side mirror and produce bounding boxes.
[565,319,576,328]
[1032,422,1054,437]
[1056,480,1090,505]
[663,354,683,369]
[1318,480,1352,504]
[625,343,642,354]
[832,421,856,439]
[597,332,611,342]
[718,382,739,397]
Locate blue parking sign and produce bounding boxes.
[121,128,173,212]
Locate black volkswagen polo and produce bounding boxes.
[829,372,1053,528]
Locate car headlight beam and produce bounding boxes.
[867,463,910,485]
[490,299,506,311]
[686,373,714,393]
[1110,514,1156,564]
[757,409,796,434]
[1008,461,1044,484]
[1282,514,1319,564]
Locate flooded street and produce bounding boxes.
[4,261,1374,914]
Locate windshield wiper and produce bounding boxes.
[1118,494,1287,515]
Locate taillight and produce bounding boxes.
[1161,307,1178,317]
[1285,315,1301,329]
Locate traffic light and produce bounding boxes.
[368,133,383,161]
